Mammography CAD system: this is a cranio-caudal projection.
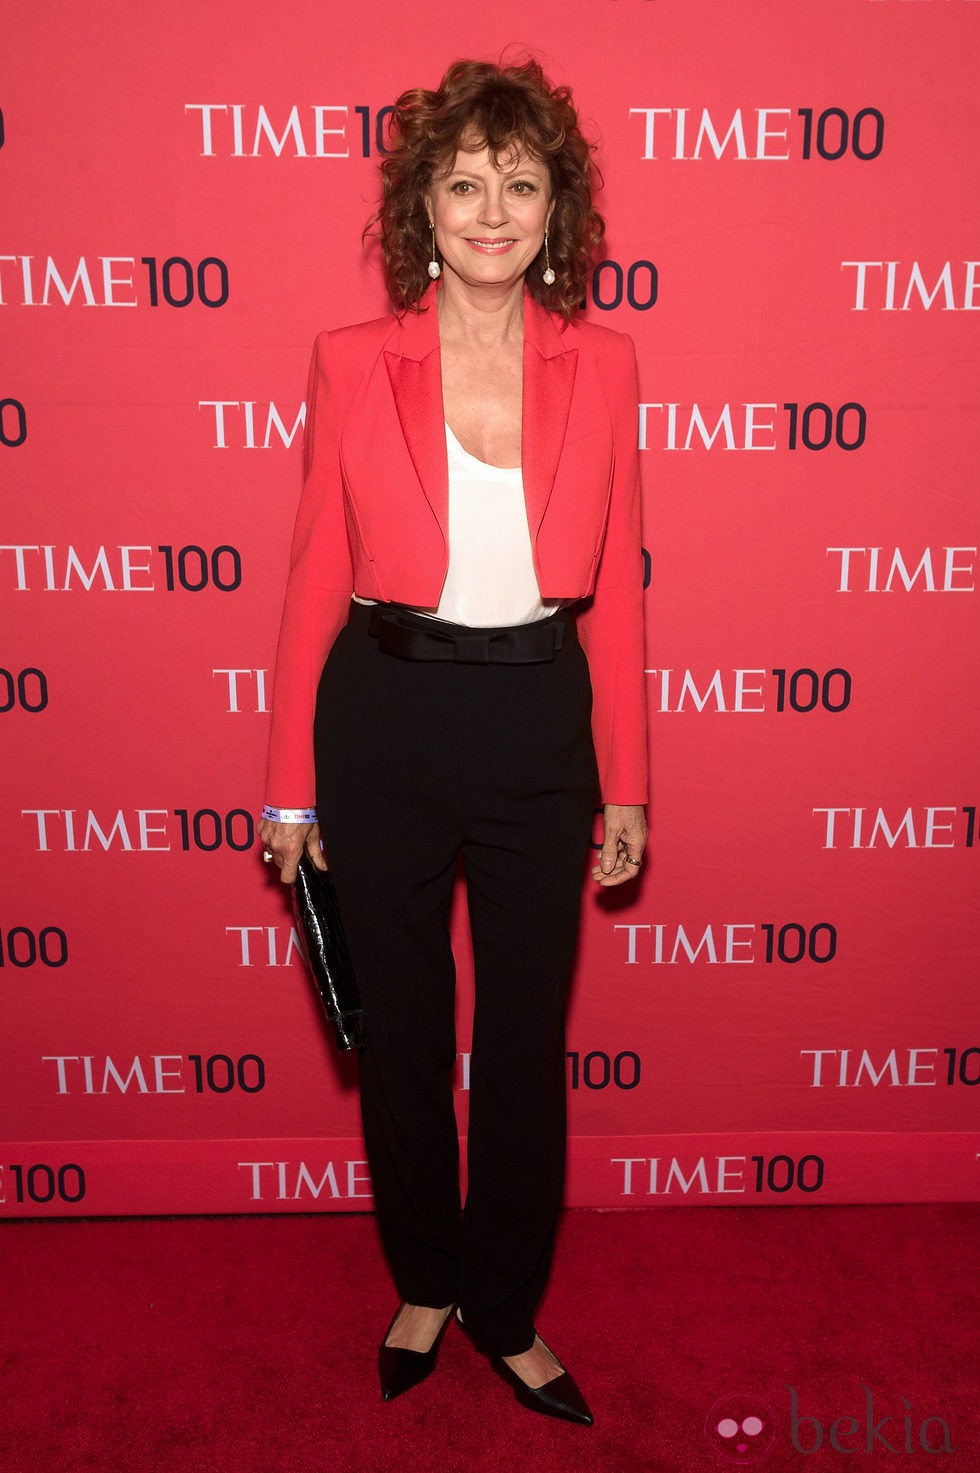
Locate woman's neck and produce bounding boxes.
[435,276,525,350]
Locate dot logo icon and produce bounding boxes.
[705,1393,777,1463]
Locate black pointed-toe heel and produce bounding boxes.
[495,1338,594,1427]
[377,1303,454,1402]
[455,1312,593,1426]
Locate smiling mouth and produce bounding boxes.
[467,238,517,251]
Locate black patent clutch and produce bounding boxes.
[292,854,366,1051]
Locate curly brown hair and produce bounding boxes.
[369,58,604,319]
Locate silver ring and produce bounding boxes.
[625,856,642,867]
[262,849,274,864]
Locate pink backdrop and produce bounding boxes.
[2,0,977,1217]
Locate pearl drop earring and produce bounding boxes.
[427,222,441,280]
[542,230,556,287]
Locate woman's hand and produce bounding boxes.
[592,803,648,887]
[257,819,327,885]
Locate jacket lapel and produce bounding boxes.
[384,299,447,533]
[522,295,578,539]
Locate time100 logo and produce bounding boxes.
[586,260,657,312]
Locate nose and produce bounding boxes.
[478,184,508,228]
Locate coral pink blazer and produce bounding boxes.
[265,289,648,808]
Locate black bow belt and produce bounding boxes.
[366,603,566,665]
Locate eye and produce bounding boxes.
[510,181,537,194]
[449,180,474,194]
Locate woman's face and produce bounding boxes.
[425,141,553,293]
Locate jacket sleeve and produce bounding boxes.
[575,331,649,806]
[264,331,356,807]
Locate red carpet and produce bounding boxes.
[4,1205,977,1472]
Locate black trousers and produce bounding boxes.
[314,602,598,1356]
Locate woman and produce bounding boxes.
[259,58,647,1426]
